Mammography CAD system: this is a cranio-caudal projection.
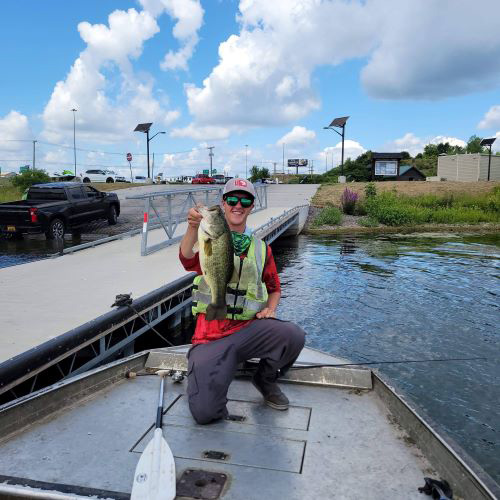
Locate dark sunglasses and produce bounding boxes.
[224,195,253,208]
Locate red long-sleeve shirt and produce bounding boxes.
[179,245,281,344]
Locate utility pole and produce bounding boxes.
[325,152,327,172]
[32,140,37,170]
[273,162,277,176]
[71,108,77,176]
[207,146,214,176]
[245,144,248,179]
[282,143,285,173]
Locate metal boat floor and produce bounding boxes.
[0,347,442,499]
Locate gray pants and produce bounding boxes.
[187,319,305,424]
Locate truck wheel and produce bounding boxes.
[45,218,65,240]
[106,177,114,183]
[107,205,118,225]
[83,177,91,183]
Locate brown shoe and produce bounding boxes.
[252,372,289,411]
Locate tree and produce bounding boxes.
[466,135,486,154]
[249,166,270,182]
[11,169,51,192]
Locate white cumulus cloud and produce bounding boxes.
[362,0,500,99]
[478,105,500,130]
[139,0,204,71]
[0,111,33,172]
[320,139,366,168]
[181,0,376,135]
[385,133,467,156]
[277,126,316,146]
[41,6,188,144]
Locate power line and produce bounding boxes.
[0,139,202,157]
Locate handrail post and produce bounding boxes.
[141,197,151,256]
[167,194,173,237]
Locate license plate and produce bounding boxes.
[7,226,16,232]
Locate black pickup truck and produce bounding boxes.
[0,182,120,239]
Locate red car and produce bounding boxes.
[192,174,215,184]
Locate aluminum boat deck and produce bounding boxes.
[0,346,497,499]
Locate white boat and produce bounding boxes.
[0,345,498,499]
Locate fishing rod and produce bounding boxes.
[286,356,487,371]
[126,356,488,380]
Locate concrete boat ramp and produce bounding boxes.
[0,185,316,398]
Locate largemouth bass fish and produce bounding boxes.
[197,205,234,321]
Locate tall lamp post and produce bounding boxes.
[480,137,496,181]
[134,123,165,180]
[323,116,349,176]
[245,144,248,179]
[71,108,77,175]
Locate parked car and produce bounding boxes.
[192,174,215,184]
[0,182,120,239]
[81,169,117,183]
[134,175,147,182]
[212,174,226,185]
[115,175,127,182]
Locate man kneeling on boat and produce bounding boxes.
[179,179,305,424]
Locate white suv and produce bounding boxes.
[82,169,117,183]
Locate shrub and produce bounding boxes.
[364,182,377,198]
[340,188,358,215]
[11,169,51,192]
[354,200,367,216]
[311,206,342,227]
[358,216,379,227]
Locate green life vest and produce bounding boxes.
[192,236,268,320]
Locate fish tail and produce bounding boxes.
[205,303,227,321]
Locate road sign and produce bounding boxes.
[19,165,29,173]
[203,169,209,174]
[212,169,217,174]
[127,153,132,162]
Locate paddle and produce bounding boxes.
[131,370,176,500]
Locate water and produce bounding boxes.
[272,233,500,483]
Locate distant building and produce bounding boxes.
[398,165,425,181]
[438,154,500,181]
[371,153,424,180]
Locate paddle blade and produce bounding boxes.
[131,428,176,500]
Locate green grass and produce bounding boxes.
[311,206,342,227]
[364,189,500,226]
[0,181,21,203]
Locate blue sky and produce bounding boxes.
[1,0,500,179]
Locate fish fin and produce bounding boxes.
[205,304,227,321]
[204,239,212,257]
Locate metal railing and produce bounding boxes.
[126,185,268,256]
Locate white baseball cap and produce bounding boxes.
[223,178,256,198]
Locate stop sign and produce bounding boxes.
[126,152,132,162]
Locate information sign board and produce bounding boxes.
[375,160,398,176]
[203,169,209,174]
[287,159,308,167]
[19,165,29,173]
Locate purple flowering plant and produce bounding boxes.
[340,187,358,215]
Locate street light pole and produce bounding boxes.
[32,140,37,170]
[71,108,77,175]
[207,146,214,176]
[323,116,349,177]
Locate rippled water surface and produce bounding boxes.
[272,233,500,483]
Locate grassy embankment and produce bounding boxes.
[0,179,145,203]
[308,181,500,234]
